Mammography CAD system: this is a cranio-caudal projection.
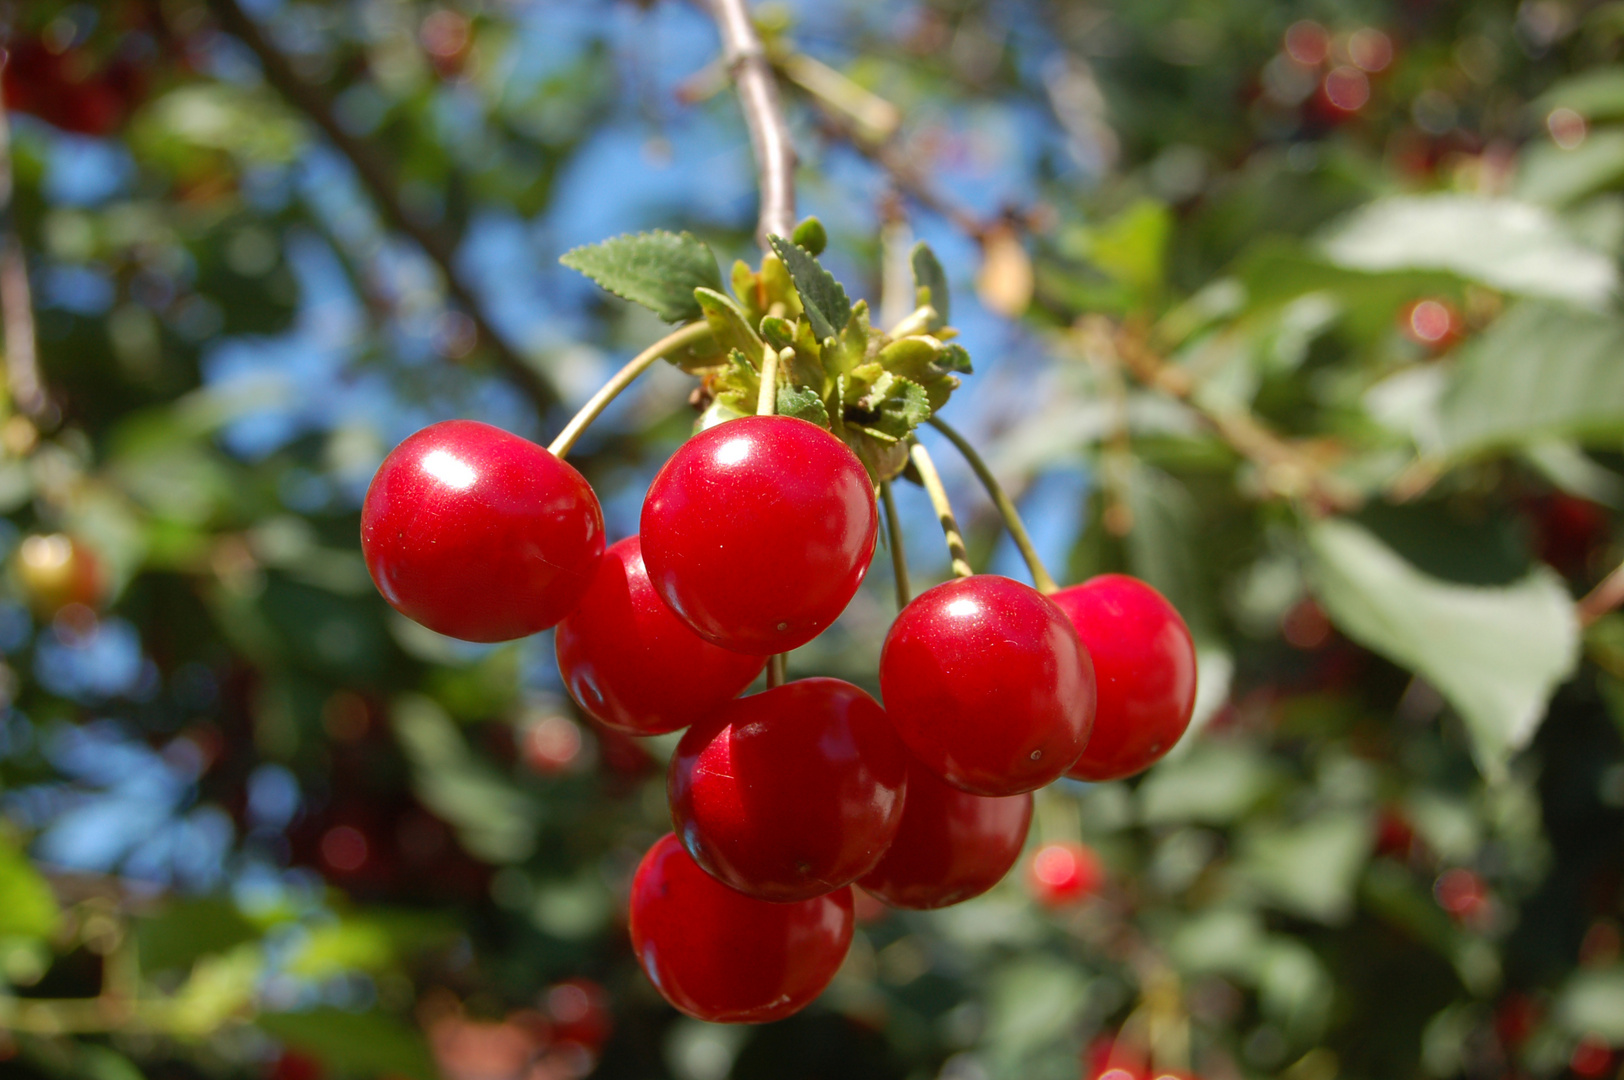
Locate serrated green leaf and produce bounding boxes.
[1306,519,1581,779]
[911,241,950,325]
[863,375,932,442]
[1434,301,1624,457]
[560,230,722,322]
[695,287,764,360]
[776,385,830,428]
[768,235,853,339]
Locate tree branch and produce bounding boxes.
[0,62,47,419]
[1579,559,1624,628]
[1105,317,1361,513]
[204,0,559,413]
[707,0,796,247]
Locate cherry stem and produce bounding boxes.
[756,343,780,417]
[766,653,786,688]
[907,438,973,579]
[927,417,1058,594]
[880,479,911,609]
[1579,557,1624,628]
[547,321,712,458]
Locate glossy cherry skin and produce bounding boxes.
[556,537,765,735]
[858,756,1032,909]
[670,678,908,902]
[1051,575,1197,782]
[640,415,878,654]
[1027,841,1105,907]
[361,420,604,642]
[880,575,1095,796]
[629,833,853,1024]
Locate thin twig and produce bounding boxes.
[1109,317,1360,513]
[205,0,557,413]
[547,322,711,457]
[0,64,46,419]
[782,53,1001,242]
[908,438,973,578]
[926,417,1058,594]
[1579,559,1624,628]
[880,479,911,609]
[708,0,796,247]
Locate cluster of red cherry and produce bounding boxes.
[361,408,1197,1025]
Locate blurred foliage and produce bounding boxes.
[0,1,1620,1080]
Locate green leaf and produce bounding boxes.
[1236,811,1373,924]
[767,235,853,340]
[0,844,59,940]
[137,898,260,972]
[694,287,764,360]
[1515,131,1624,207]
[392,695,541,862]
[759,315,795,351]
[853,373,931,443]
[1318,194,1618,308]
[910,241,950,325]
[1138,743,1282,825]
[560,230,722,322]
[1434,301,1624,457]
[1556,969,1624,1041]
[1306,519,1581,778]
[1072,197,1172,299]
[1536,66,1624,120]
[776,384,830,427]
[257,1009,438,1080]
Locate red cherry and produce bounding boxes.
[556,537,764,735]
[629,833,853,1024]
[669,678,907,902]
[858,756,1032,909]
[879,575,1094,796]
[361,420,604,642]
[640,415,878,654]
[1052,575,1196,782]
[1027,842,1104,907]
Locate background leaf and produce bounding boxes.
[1434,301,1624,457]
[1318,194,1618,308]
[1307,519,1582,777]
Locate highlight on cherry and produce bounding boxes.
[357,221,1199,1024]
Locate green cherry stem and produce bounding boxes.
[757,342,780,417]
[547,321,713,458]
[907,437,973,579]
[758,342,788,684]
[926,416,1059,595]
[880,479,911,609]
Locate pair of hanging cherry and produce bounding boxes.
[361,412,1196,1024]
